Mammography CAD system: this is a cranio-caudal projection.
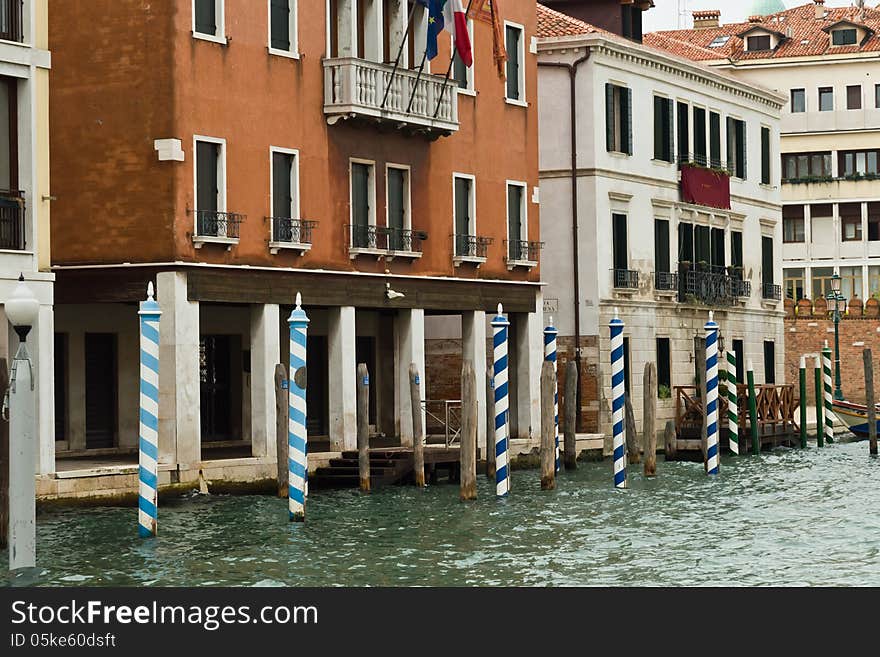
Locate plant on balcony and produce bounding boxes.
[680,160,730,177]
[658,385,671,400]
[697,260,709,272]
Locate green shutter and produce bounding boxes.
[194,0,217,36]
[272,152,293,218]
[507,185,522,258]
[506,26,520,100]
[605,84,614,152]
[388,168,404,231]
[678,221,693,263]
[654,219,670,273]
[677,102,689,163]
[762,236,773,286]
[352,163,369,228]
[738,120,747,179]
[271,0,290,51]
[694,107,706,165]
[731,231,743,269]
[761,127,770,185]
[612,214,627,271]
[726,117,735,173]
[454,177,471,255]
[709,112,721,167]
[196,141,218,213]
[653,97,663,160]
[711,227,725,269]
[625,88,633,155]
[666,98,674,163]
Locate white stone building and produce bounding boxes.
[537,5,786,437]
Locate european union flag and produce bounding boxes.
[418,0,444,61]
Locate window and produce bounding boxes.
[746,34,771,51]
[784,268,805,301]
[653,96,673,163]
[876,84,880,109]
[613,213,628,272]
[783,206,805,243]
[350,160,375,248]
[193,0,224,41]
[621,4,643,43]
[761,126,771,185]
[726,117,746,179]
[790,88,806,113]
[819,87,833,112]
[782,151,832,181]
[655,219,670,274]
[269,0,297,55]
[505,23,524,103]
[840,202,862,241]
[453,19,475,92]
[731,230,743,273]
[195,138,223,215]
[605,84,632,155]
[656,338,671,397]
[870,203,880,242]
[812,266,834,299]
[839,149,880,177]
[733,339,745,385]
[709,111,721,168]
[386,165,411,250]
[870,266,880,298]
[678,221,693,265]
[761,236,774,287]
[677,102,689,163]
[840,265,863,300]
[271,148,298,220]
[763,341,776,384]
[831,28,857,46]
[847,85,862,110]
[453,174,475,256]
[811,203,833,246]
[693,107,707,166]
[506,182,527,260]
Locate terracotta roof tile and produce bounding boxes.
[535,3,613,38]
[644,2,880,61]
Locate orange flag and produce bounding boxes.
[468,0,507,79]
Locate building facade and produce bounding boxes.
[646,2,880,307]
[537,5,786,437]
[45,0,542,496]
[0,0,53,476]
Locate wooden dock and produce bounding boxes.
[310,446,467,489]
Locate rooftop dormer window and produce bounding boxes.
[822,20,874,47]
[746,34,771,51]
[709,35,730,48]
[831,28,857,46]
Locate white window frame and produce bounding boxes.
[385,163,412,231]
[505,180,530,264]
[192,0,227,45]
[504,20,526,106]
[268,0,299,58]
[452,19,475,96]
[349,158,377,249]
[452,172,476,238]
[192,135,229,242]
[269,146,300,225]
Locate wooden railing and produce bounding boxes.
[674,384,798,439]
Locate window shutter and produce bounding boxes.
[666,98,674,162]
[507,185,522,259]
[605,84,614,152]
[271,0,291,51]
[612,214,627,271]
[761,127,770,185]
[739,121,747,180]
[624,87,633,155]
[654,219,670,273]
[762,236,773,286]
[196,141,218,213]
[272,152,293,218]
[506,27,520,100]
[352,164,369,228]
[195,0,217,36]
[653,97,663,160]
[388,169,404,231]
[709,112,721,167]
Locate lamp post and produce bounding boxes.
[826,272,845,401]
[5,274,39,571]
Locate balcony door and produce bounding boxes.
[196,140,220,236]
[387,166,408,250]
[0,76,17,193]
[351,161,373,247]
[454,176,472,256]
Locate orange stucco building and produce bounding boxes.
[45,0,543,489]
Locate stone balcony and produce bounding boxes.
[323,57,459,138]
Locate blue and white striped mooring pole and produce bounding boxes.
[492,303,511,497]
[610,308,627,489]
[544,317,560,473]
[705,312,720,475]
[138,282,161,538]
[288,293,310,522]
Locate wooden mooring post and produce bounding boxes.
[357,363,371,492]
[274,363,289,497]
[864,349,878,456]
[0,360,8,549]
[410,363,426,487]
[663,420,676,462]
[460,360,477,500]
[643,362,657,477]
[486,377,495,479]
[564,360,578,470]
[540,360,556,490]
[625,398,640,465]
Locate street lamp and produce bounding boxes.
[826,272,845,401]
[5,274,39,572]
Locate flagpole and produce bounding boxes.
[406,49,429,114]
[381,3,420,109]
[432,0,475,119]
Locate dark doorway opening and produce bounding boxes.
[84,333,117,449]
[200,334,232,442]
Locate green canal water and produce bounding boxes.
[4,440,880,587]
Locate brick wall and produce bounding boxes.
[785,316,880,403]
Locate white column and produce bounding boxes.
[328,306,357,451]
[337,0,357,57]
[33,303,54,475]
[250,303,280,458]
[461,310,487,453]
[513,295,543,441]
[157,271,200,468]
[395,307,425,447]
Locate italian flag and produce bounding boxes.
[445,0,473,67]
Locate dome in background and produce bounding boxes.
[748,0,787,16]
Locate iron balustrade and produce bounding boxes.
[0,190,25,250]
[506,240,543,263]
[271,217,316,244]
[454,234,493,258]
[613,269,639,289]
[762,283,782,301]
[676,152,728,173]
[350,224,426,253]
[654,271,678,291]
[679,268,752,306]
[195,211,244,239]
[0,0,23,42]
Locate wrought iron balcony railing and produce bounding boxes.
[505,240,542,267]
[0,190,25,250]
[678,268,752,306]
[323,57,459,137]
[453,234,493,259]
[271,217,316,245]
[0,0,23,43]
[762,282,782,301]
[349,224,426,257]
[193,211,244,249]
[613,269,639,290]
[654,271,678,292]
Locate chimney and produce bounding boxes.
[693,9,721,29]
[748,15,763,24]
[814,0,826,20]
